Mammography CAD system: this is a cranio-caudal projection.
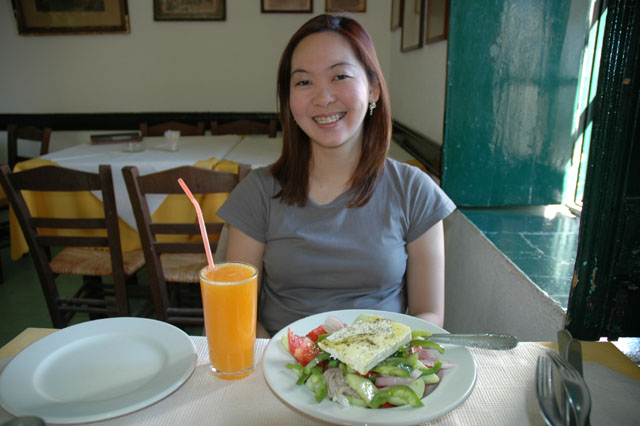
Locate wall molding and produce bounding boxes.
[0,112,278,132]
[391,120,443,178]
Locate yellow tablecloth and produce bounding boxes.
[9,157,239,259]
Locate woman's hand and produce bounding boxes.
[406,221,446,328]
[256,322,271,338]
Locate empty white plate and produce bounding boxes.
[0,318,197,424]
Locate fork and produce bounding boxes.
[536,355,564,426]
[548,351,592,426]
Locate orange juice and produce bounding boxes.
[200,262,258,380]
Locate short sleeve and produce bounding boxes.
[216,167,274,243]
[401,164,456,243]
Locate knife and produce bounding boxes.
[428,333,518,350]
[568,338,584,377]
[557,329,572,360]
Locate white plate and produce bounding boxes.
[262,309,477,426]
[0,318,197,424]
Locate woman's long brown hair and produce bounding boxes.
[271,14,392,207]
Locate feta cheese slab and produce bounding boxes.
[318,315,411,374]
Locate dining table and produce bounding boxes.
[7,134,424,261]
[0,327,638,426]
[7,134,277,260]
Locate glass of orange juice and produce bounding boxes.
[200,262,258,380]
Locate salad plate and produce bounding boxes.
[0,317,197,424]
[262,309,477,426]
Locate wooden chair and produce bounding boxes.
[0,164,145,328]
[210,118,278,138]
[122,164,250,326]
[7,124,52,169]
[0,193,8,284]
[139,121,205,137]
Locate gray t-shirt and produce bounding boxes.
[217,158,456,335]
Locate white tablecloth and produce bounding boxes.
[40,135,245,230]
[1,338,637,425]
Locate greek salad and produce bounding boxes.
[281,314,455,409]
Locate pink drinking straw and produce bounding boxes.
[177,178,215,271]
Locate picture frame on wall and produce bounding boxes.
[326,0,366,13]
[261,0,313,13]
[12,0,129,35]
[425,0,449,44]
[401,0,425,52]
[390,0,402,31]
[154,0,226,21]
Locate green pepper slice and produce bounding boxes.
[370,385,424,408]
[285,363,304,377]
[305,370,328,403]
[378,356,406,366]
[373,365,411,377]
[409,339,445,353]
[411,329,433,339]
[303,351,330,374]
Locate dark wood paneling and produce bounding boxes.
[0,112,279,132]
[392,121,443,178]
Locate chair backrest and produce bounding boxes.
[140,121,205,137]
[0,164,129,327]
[210,118,278,138]
[7,124,52,169]
[122,164,250,324]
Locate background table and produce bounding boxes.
[8,135,270,259]
[0,329,638,426]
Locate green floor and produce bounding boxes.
[0,246,60,347]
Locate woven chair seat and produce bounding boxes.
[51,247,145,276]
[160,253,208,283]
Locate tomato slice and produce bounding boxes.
[288,328,319,366]
[306,325,327,342]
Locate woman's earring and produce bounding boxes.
[369,101,377,116]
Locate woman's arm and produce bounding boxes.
[224,225,270,338]
[406,220,446,328]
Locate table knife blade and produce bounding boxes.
[429,333,518,350]
[568,338,584,377]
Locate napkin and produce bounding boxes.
[584,361,640,425]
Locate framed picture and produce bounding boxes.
[326,0,366,13]
[390,0,402,31]
[401,0,425,52]
[425,0,449,44]
[154,0,225,21]
[12,0,129,35]
[261,0,313,13]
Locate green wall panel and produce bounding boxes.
[443,0,589,206]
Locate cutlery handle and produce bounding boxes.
[429,333,518,350]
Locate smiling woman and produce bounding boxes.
[218,14,456,338]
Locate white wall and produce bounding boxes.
[389,31,448,144]
[0,1,445,141]
[0,2,390,113]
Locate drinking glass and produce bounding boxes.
[200,262,258,380]
[164,130,180,151]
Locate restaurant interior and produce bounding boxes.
[0,1,638,424]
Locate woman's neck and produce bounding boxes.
[308,143,361,205]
